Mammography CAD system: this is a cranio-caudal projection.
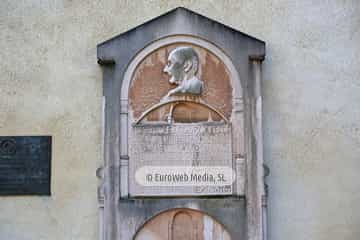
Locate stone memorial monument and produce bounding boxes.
[97,7,267,240]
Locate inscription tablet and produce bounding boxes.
[129,123,233,196]
[0,136,51,195]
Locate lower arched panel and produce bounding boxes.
[134,208,231,240]
[117,198,245,240]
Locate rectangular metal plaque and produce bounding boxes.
[0,136,51,195]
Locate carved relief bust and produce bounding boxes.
[129,43,234,124]
[98,8,266,240]
[163,46,204,98]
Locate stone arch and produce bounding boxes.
[134,208,232,240]
[134,97,229,124]
[122,35,242,106]
[121,35,246,198]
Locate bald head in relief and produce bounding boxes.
[163,46,204,98]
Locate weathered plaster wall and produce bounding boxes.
[0,1,359,240]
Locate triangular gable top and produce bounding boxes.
[97,7,265,62]
[98,7,265,46]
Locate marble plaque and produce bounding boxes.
[126,44,240,197]
[98,8,266,239]
[129,123,233,196]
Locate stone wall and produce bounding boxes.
[0,1,359,240]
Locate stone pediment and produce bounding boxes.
[97,7,265,67]
[97,7,266,240]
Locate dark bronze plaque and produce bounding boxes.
[0,136,51,195]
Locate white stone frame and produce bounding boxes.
[120,35,245,198]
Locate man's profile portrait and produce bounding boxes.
[163,46,204,98]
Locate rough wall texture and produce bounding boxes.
[0,1,359,240]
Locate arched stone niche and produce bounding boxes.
[121,36,245,197]
[97,7,266,240]
[116,198,245,239]
[134,208,231,240]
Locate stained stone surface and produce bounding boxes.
[129,43,233,121]
[0,1,359,240]
[129,123,233,196]
[134,208,231,240]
